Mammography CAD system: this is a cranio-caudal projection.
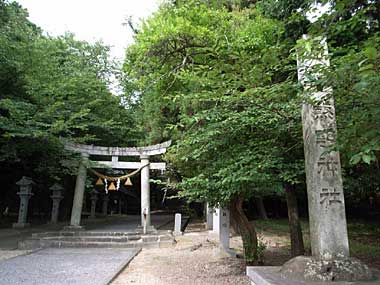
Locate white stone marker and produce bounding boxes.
[174,213,182,235]
[212,208,220,234]
[218,208,230,250]
[212,206,230,250]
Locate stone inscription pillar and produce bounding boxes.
[50,183,64,224]
[13,176,34,229]
[212,208,220,234]
[69,152,89,229]
[140,155,151,227]
[297,35,349,260]
[89,190,98,218]
[218,208,230,250]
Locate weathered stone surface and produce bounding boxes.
[69,152,89,227]
[64,140,171,156]
[13,176,34,229]
[89,190,99,219]
[50,183,64,224]
[298,35,349,260]
[218,208,230,251]
[280,256,373,282]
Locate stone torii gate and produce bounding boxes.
[64,140,171,230]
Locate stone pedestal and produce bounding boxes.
[50,183,64,224]
[246,266,379,285]
[69,152,89,229]
[174,213,182,235]
[205,203,213,230]
[101,194,109,216]
[89,190,99,219]
[140,155,151,228]
[13,176,34,229]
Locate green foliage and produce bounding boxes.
[0,0,137,186]
[123,1,306,207]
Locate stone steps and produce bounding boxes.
[31,231,141,237]
[19,231,175,250]
[34,236,141,242]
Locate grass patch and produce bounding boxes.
[252,218,380,265]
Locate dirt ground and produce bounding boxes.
[111,221,251,285]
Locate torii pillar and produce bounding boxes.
[67,152,89,229]
[140,155,151,228]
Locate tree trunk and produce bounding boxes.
[255,197,268,220]
[284,183,305,257]
[230,194,258,265]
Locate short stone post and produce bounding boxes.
[13,176,34,229]
[89,190,99,219]
[218,208,230,251]
[212,208,220,234]
[212,206,230,250]
[50,183,64,224]
[68,152,89,229]
[205,203,213,230]
[174,213,182,235]
[101,194,109,216]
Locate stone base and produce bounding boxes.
[173,231,183,236]
[63,225,85,231]
[247,266,380,285]
[12,222,30,229]
[213,247,237,258]
[137,225,157,234]
[280,256,373,282]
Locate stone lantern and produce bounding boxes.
[101,193,109,216]
[13,176,34,228]
[50,183,64,224]
[89,189,99,218]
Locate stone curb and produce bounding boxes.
[105,248,142,285]
[1,247,43,262]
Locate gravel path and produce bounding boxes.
[0,248,140,285]
[112,222,250,285]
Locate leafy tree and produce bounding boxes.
[0,1,137,215]
[123,1,306,263]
